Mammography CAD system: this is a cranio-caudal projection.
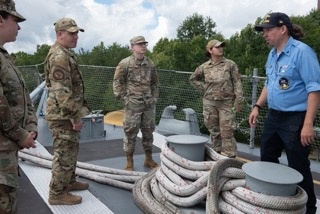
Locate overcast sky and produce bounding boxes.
[6,0,317,54]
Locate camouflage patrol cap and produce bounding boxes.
[130,36,148,45]
[54,17,84,33]
[0,0,26,22]
[206,39,226,51]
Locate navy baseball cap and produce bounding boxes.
[255,12,292,31]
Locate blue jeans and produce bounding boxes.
[260,109,316,214]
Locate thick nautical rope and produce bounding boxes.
[232,186,307,210]
[19,151,138,190]
[19,142,308,213]
[206,158,244,213]
[132,168,181,214]
[221,190,307,214]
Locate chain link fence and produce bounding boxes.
[18,64,320,159]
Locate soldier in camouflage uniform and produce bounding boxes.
[44,18,90,205]
[0,1,38,213]
[190,40,243,158]
[113,36,159,171]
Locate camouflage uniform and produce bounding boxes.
[190,57,243,157]
[0,47,37,213]
[44,42,89,196]
[0,1,37,212]
[113,55,158,153]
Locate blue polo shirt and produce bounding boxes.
[265,37,320,111]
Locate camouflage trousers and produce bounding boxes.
[47,121,79,196]
[0,150,18,214]
[203,99,237,157]
[123,100,155,153]
[0,184,17,214]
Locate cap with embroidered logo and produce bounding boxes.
[54,18,84,33]
[0,0,25,22]
[255,12,292,31]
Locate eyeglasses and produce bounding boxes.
[136,42,148,47]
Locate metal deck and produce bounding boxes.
[17,118,320,214]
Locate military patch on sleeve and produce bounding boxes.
[52,70,65,80]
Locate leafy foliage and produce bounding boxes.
[15,44,51,66]
[291,9,320,59]
[12,10,320,80]
[177,13,217,41]
[77,42,131,66]
[227,21,269,76]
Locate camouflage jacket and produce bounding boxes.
[190,57,244,104]
[0,47,37,151]
[113,55,159,105]
[44,42,89,123]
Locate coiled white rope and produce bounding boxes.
[133,142,307,214]
[18,142,307,213]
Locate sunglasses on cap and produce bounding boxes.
[136,42,148,46]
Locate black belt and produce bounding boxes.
[269,109,305,115]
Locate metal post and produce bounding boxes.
[36,87,48,118]
[249,68,258,148]
[30,81,45,103]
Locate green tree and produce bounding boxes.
[291,9,320,59]
[227,20,269,76]
[33,44,51,63]
[78,42,131,66]
[14,51,33,66]
[177,13,217,41]
[83,41,108,65]
[77,47,91,65]
[151,38,174,69]
[152,37,203,71]
[152,12,224,71]
[15,44,50,66]
[104,42,131,67]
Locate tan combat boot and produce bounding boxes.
[68,181,89,191]
[144,151,159,169]
[48,192,82,205]
[124,152,134,171]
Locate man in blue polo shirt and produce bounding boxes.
[249,12,320,214]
